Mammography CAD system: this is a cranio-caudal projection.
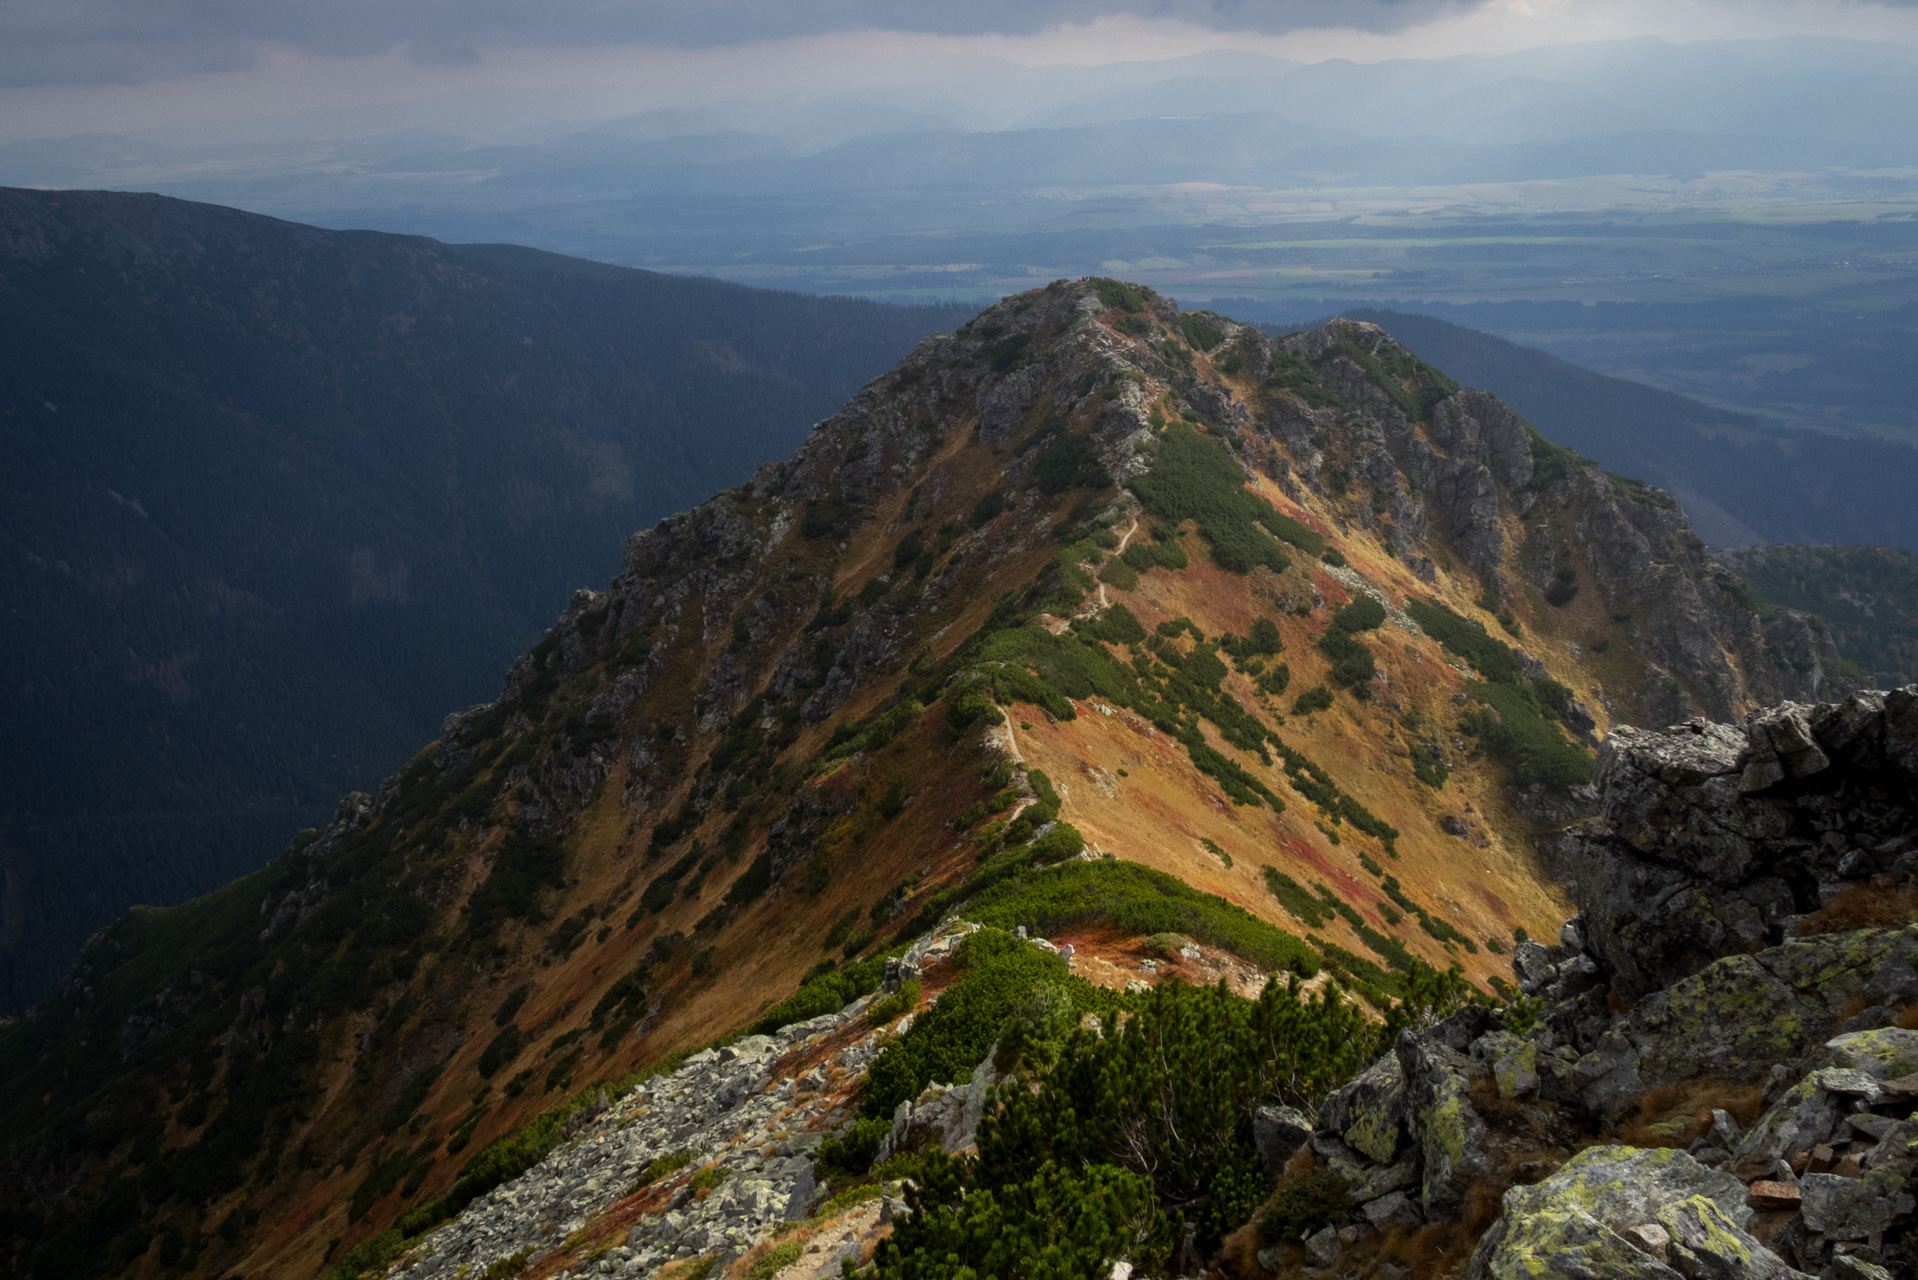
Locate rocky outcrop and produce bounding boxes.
[400,1025,853,1280]
[394,923,986,1280]
[1297,690,1918,1278]
[1258,317,1841,726]
[1467,1146,1804,1280]
[875,1050,1000,1163]
[1550,689,1918,1001]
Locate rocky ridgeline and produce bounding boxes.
[1287,687,1918,1279]
[1263,320,1836,729]
[392,925,973,1280]
[401,1022,855,1280]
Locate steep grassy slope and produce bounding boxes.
[0,188,972,1014]
[0,279,1834,1280]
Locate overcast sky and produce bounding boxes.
[7,0,1918,143]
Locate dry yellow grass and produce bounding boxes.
[1617,1077,1766,1150]
[1796,883,1918,935]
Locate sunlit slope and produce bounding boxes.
[0,277,1835,1280]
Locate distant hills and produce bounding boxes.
[0,188,972,1014]
[1338,309,1918,553]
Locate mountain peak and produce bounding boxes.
[0,275,1844,1280]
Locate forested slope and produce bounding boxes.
[0,189,971,1012]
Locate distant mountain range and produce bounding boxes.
[0,188,972,1014]
[9,37,1916,206]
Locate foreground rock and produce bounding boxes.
[1290,690,1918,1280]
[1467,1146,1804,1280]
[397,1021,864,1280]
[398,923,978,1280]
[1551,689,1918,1001]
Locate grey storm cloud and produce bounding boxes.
[0,0,1479,87]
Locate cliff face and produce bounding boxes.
[1551,688,1918,1004]
[0,279,1838,1280]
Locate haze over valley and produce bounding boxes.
[7,7,1918,1280]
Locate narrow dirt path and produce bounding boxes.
[1000,714,1026,765]
[1096,505,1142,610]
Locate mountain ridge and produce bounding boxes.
[0,276,1846,1280]
[1335,309,1918,554]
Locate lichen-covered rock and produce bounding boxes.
[1321,1052,1406,1164]
[1469,1204,1683,1279]
[1466,1147,1767,1280]
[1347,1153,1420,1204]
[1798,1170,1910,1242]
[1307,1131,1371,1185]
[1398,1029,1492,1214]
[1656,1194,1809,1279]
[1535,1146,1751,1228]
[1733,1077,1843,1172]
[1826,1028,1918,1081]
[1754,927,1918,1017]
[1812,1067,1893,1103]
[1582,928,1918,1117]
[1473,1030,1541,1099]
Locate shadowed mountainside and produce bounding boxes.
[0,188,973,1014]
[1720,543,1918,688]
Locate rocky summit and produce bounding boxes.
[0,278,1907,1280]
